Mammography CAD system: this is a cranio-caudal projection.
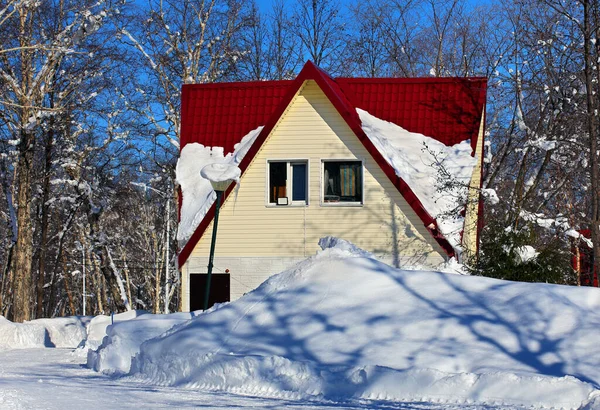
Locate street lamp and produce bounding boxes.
[200,163,241,310]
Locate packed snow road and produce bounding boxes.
[0,348,519,410]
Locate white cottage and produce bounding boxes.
[177,61,487,311]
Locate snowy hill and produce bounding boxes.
[111,239,600,408]
[3,238,600,408]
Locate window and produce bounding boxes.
[268,160,308,205]
[323,160,363,204]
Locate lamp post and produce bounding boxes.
[200,163,240,310]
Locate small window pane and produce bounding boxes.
[323,161,362,203]
[292,163,307,202]
[269,162,287,203]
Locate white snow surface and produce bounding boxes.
[0,316,48,349]
[87,312,194,374]
[514,245,540,264]
[357,109,477,252]
[85,310,147,350]
[27,316,90,348]
[567,229,594,248]
[5,348,464,410]
[4,242,600,408]
[109,240,600,409]
[176,126,263,244]
[482,188,500,205]
[0,315,90,349]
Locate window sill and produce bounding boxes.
[320,202,363,207]
[265,203,309,208]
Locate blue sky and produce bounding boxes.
[255,0,283,14]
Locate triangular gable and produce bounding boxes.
[178,61,486,267]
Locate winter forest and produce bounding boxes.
[0,0,599,322]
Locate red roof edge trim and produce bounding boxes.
[235,69,312,175]
[178,182,238,268]
[182,79,292,91]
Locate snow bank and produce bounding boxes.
[358,109,477,251]
[124,239,600,408]
[0,316,93,350]
[88,312,194,374]
[0,316,49,349]
[176,126,262,244]
[131,353,595,408]
[27,316,90,348]
[85,310,147,350]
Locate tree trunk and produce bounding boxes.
[120,249,133,308]
[62,252,76,316]
[90,253,104,315]
[36,100,55,318]
[583,0,600,281]
[13,129,35,322]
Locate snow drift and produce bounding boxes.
[85,310,147,349]
[0,315,91,349]
[122,239,600,409]
[87,312,194,374]
[27,316,90,348]
[0,316,49,349]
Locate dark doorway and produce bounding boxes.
[190,273,230,311]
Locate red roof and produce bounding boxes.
[178,61,487,267]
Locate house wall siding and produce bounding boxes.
[461,109,486,259]
[183,80,447,310]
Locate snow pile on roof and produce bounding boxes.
[87,312,194,375]
[176,126,263,244]
[120,239,600,408]
[358,108,477,251]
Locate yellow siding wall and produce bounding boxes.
[461,110,486,260]
[190,80,446,264]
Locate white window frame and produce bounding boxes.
[320,159,364,207]
[265,159,310,207]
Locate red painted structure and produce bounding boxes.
[571,230,598,287]
[178,61,487,267]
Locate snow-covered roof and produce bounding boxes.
[358,109,477,250]
[177,61,487,266]
[176,127,262,243]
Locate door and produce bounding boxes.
[189,273,230,311]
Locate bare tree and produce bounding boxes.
[293,0,348,74]
[0,0,118,321]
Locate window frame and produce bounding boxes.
[265,159,310,207]
[320,159,364,207]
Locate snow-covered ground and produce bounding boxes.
[2,238,600,409]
